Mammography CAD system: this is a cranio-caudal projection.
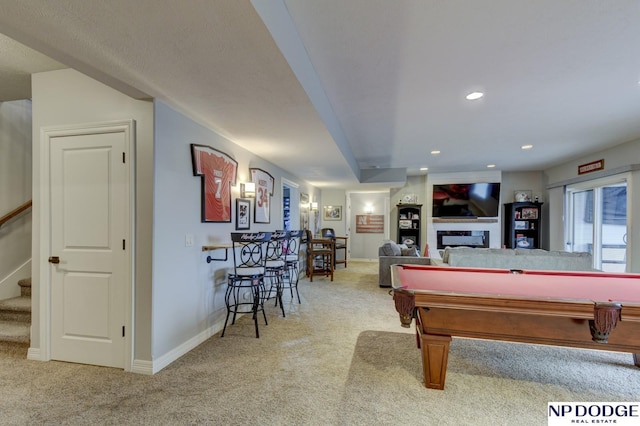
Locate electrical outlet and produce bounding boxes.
[185,234,194,247]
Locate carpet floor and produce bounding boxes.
[0,261,638,425]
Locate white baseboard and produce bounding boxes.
[27,346,41,361]
[134,321,224,375]
[130,359,154,375]
[0,259,31,299]
[26,319,224,375]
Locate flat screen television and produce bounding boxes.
[432,183,501,218]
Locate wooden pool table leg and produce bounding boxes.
[418,329,452,390]
[633,353,640,367]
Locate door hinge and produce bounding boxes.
[123,239,126,250]
[122,326,125,337]
[122,152,126,163]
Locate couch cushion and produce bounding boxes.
[447,248,595,271]
[381,241,402,256]
[378,256,432,287]
[444,246,514,265]
[401,247,419,257]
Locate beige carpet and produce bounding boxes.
[0,261,638,425]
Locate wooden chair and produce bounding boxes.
[305,229,334,282]
[321,228,348,268]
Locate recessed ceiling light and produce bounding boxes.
[466,91,484,100]
[487,164,495,168]
[431,150,440,155]
[420,167,428,171]
[521,145,533,150]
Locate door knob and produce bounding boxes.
[48,256,60,264]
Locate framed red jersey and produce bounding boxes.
[191,144,238,222]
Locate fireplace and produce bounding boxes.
[437,231,490,249]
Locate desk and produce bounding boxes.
[391,264,640,390]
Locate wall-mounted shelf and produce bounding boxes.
[202,243,232,262]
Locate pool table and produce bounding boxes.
[390,264,640,390]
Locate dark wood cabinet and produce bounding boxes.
[397,204,422,249]
[503,202,543,249]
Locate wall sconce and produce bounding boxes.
[310,202,318,211]
[364,204,373,214]
[240,182,256,198]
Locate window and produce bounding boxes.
[567,175,628,272]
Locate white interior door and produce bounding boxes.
[48,125,131,368]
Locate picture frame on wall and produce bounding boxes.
[190,144,238,222]
[323,205,342,221]
[235,198,250,230]
[250,167,274,224]
[300,193,310,231]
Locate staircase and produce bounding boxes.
[0,277,31,345]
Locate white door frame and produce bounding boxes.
[38,120,135,371]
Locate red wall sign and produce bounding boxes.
[578,159,604,175]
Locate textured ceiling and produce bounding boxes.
[0,33,65,101]
[1,0,639,190]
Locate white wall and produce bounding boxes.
[544,138,640,272]
[31,69,319,371]
[426,171,502,258]
[390,175,427,245]
[0,100,32,297]
[152,100,317,362]
[31,69,155,360]
[348,192,389,260]
[319,189,347,236]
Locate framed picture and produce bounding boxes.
[516,237,534,249]
[250,168,274,224]
[190,144,238,222]
[235,199,250,230]
[399,219,412,229]
[323,205,342,221]
[514,190,532,202]
[300,193,310,231]
[521,207,538,219]
[514,220,528,230]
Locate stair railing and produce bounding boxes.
[0,200,32,229]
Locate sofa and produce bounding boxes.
[439,246,596,271]
[378,240,431,287]
[378,243,597,288]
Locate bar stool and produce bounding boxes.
[280,229,302,303]
[321,228,348,268]
[305,229,334,282]
[222,231,271,338]
[263,230,287,318]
